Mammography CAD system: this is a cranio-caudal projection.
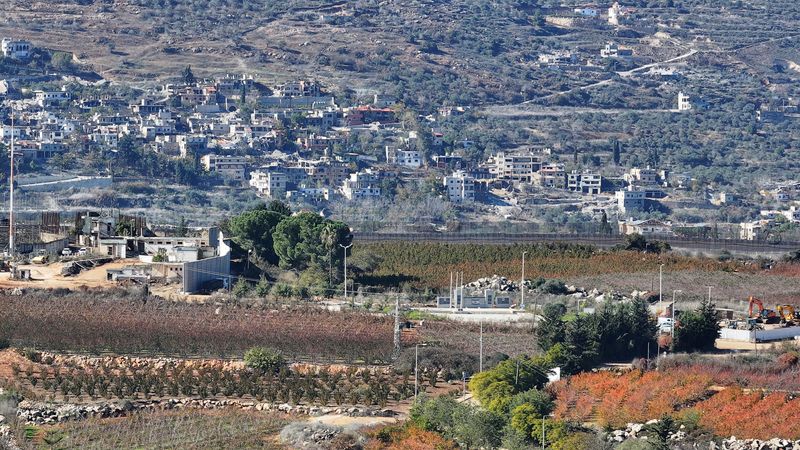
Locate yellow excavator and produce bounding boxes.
[776,305,798,325]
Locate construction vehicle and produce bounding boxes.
[776,305,798,325]
[723,318,762,331]
[31,254,49,264]
[748,296,780,324]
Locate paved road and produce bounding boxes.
[353,232,799,256]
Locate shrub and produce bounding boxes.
[393,347,478,380]
[271,282,293,298]
[538,279,568,295]
[244,347,285,374]
[254,276,270,297]
[18,347,42,363]
[231,278,250,298]
[776,351,799,370]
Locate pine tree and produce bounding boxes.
[600,210,612,235]
[182,66,195,85]
[612,140,621,164]
[176,216,187,237]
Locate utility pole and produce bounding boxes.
[671,290,682,338]
[393,295,401,357]
[449,271,454,308]
[414,343,427,399]
[479,320,484,372]
[8,110,14,259]
[542,416,546,449]
[707,285,713,303]
[521,251,527,309]
[339,243,353,303]
[659,263,664,312]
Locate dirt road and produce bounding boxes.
[0,259,139,290]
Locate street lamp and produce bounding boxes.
[414,343,428,399]
[671,289,682,338]
[8,108,15,259]
[521,251,527,309]
[339,243,353,302]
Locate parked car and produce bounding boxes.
[61,248,72,256]
[78,247,88,256]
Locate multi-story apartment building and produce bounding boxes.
[616,188,647,214]
[293,157,350,188]
[341,170,382,200]
[200,154,247,181]
[624,166,659,185]
[567,170,602,194]
[386,147,422,168]
[534,163,566,189]
[444,171,476,204]
[1,38,32,59]
[489,152,542,182]
[273,80,321,98]
[250,170,287,198]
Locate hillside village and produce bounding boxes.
[3,30,800,245]
[2,0,800,255]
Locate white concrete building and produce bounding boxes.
[177,134,208,157]
[273,80,321,98]
[249,170,287,198]
[286,187,332,203]
[201,154,247,181]
[34,90,71,107]
[386,147,422,168]
[616,188,646,214]
[574,7,599,17]
[1,38,32,59]
[678,92,692,111]
[342,170,382,200]
[534,163,566,189]
[444,170,476,204]
[490,152,542,182]
[740,221,766,241]
[618,218,673,236]
[624,166,659,185]
[601,42,632,59]
[608,2,621,26]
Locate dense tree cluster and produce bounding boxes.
[228,201,352,291]
[536,298,658,374]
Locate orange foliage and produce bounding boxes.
[554,368,800,440]
[365,425,458,450]
[552,370,714,429]
[692,388,800,440]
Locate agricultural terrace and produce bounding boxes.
[6,351,417,408]
[16,409,289,450]
[0,290,394,363]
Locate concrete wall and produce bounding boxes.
[755,327,800,342]
[721,326,800,342]
[17,237,68,256]
[720,328,752,341]
[182,236,231,293]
